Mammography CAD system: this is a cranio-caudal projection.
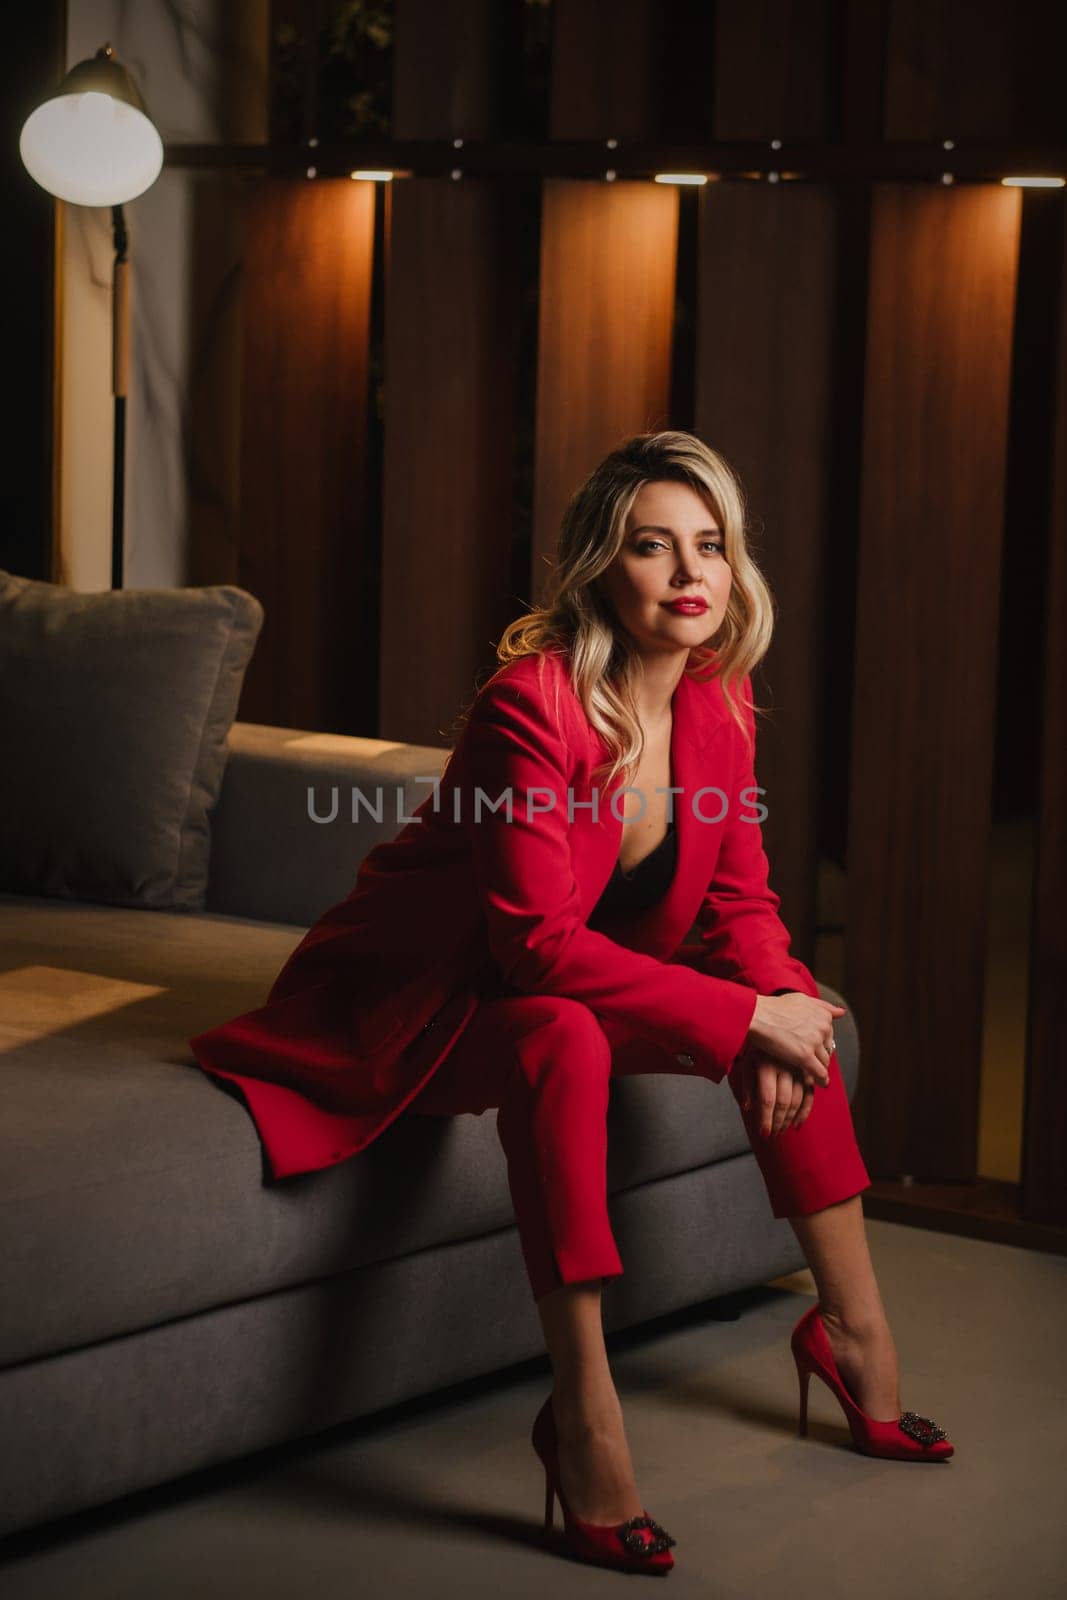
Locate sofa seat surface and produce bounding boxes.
[0,892,830,1369]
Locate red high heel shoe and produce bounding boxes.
[530,1394,677,1574]
[791,1303,954,1460]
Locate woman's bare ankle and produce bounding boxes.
[820,1302,889,1341]
[549,1389,644,1523]
[551,1375,623,1432]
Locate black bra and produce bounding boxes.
[587,821,678,925]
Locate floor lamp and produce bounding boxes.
[19,43,162,590]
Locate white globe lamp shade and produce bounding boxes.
[19,45,163,207]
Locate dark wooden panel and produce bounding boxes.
[1010,0,1067,145]
[550,0,660,140]
[840,0,889,143]
[539,0,681,557]
[186,175,256,597]
[713,0,832,140]
[883,0,1067,143]
[884,0,1012,140]
[392,0,500,136]
[184,9,267,604]
[378,0,523,745]
[1022,196,1067,1226]
[693,184,840,969]
[847,184,1021,1181]
[531,180,678,580]
[378,178,522,744]
[235,178,375,731]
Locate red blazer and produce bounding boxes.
[189,647,818,1179]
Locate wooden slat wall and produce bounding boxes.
[186,177,255,597]
[884,0,1014,139]
[846,184,1022,1180]
[532,0,679,589]
[549,0,660,139]
[693,184,839,968]
[1022,198,1067,1226]
[883,0,1067,143]
[392,0,499,134]
[841,0,889,142]
[379,181,522,742]
[235,178,375,732]
[712,0,832,139]
[531,181,678,580]
[184,6,268,625]
[379,0,521,745]
[700,4,844,977]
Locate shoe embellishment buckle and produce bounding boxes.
[616,1513,677,1556]
[898,1410,947,1446]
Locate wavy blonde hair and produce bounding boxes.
[460,430,776,790]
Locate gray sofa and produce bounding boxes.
[0,719,859,1539]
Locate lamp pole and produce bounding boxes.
[111,202,129,589]
[19,41,162,589]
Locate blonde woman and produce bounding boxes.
[191,430,953,1578]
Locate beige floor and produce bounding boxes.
[2,1218,1064,1599]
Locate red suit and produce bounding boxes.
[190,648,869,1300]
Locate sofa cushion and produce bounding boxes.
[0,895,842,1368]
[0,571,263,911]
[206,722,453,927]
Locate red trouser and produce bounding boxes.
[405,978,871,1304]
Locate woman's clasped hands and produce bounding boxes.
[735,992,848,1139]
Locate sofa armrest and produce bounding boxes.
[205,721,450,927]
